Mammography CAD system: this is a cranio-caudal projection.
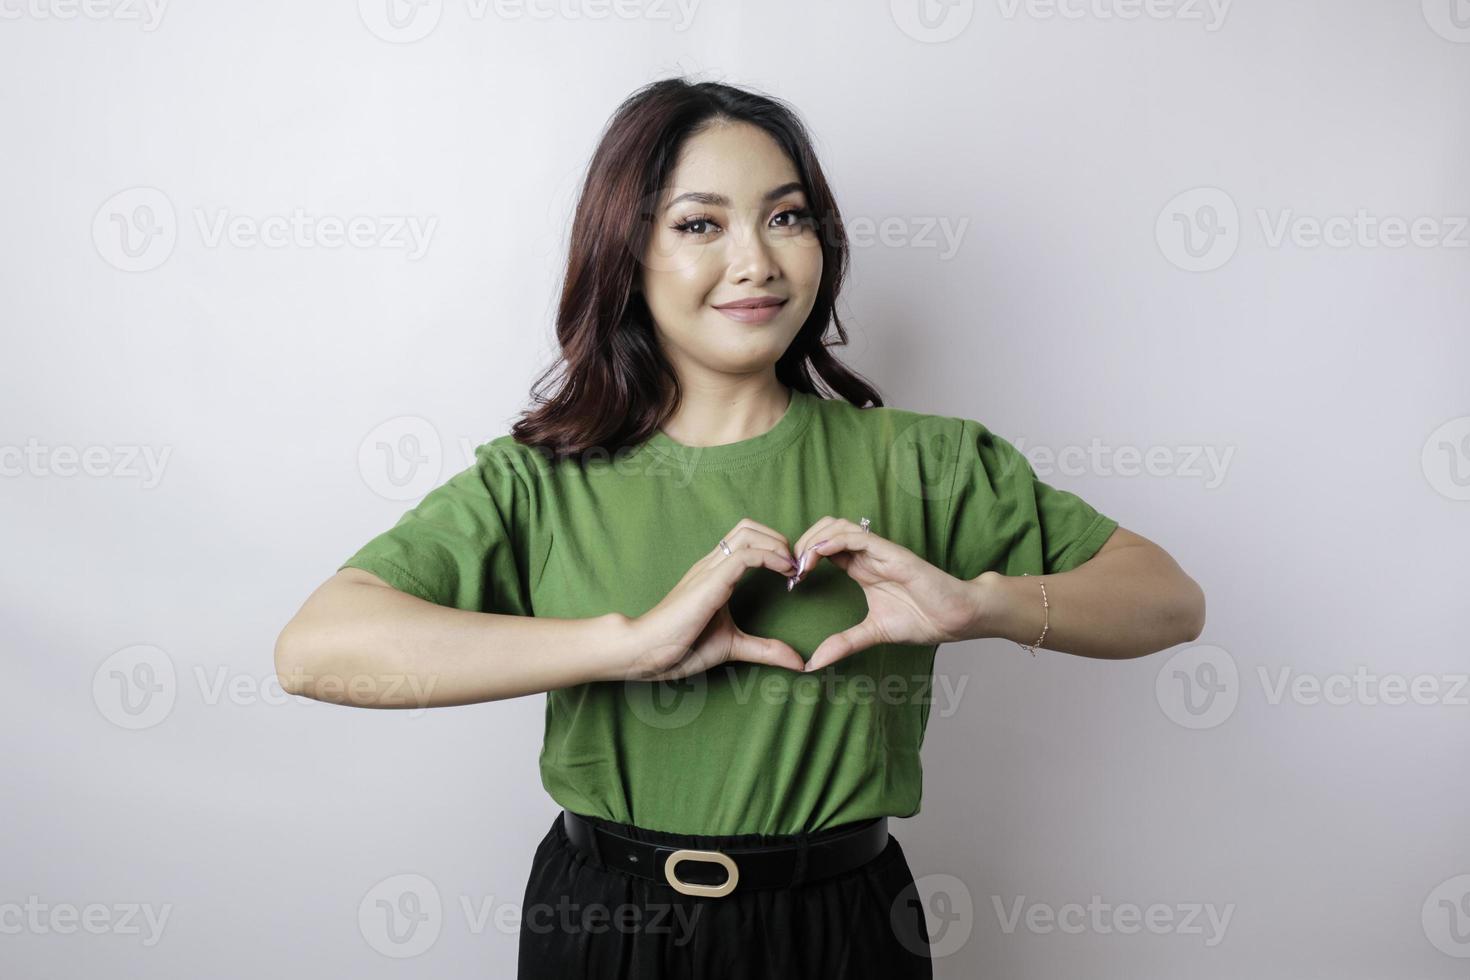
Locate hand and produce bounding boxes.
[619,518,808,682]
[788,516,981,672]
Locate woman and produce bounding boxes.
[275,77,1206,978]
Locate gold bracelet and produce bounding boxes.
[1017,573,1048,657]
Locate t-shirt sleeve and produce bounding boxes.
[336,444,534,615]
[938,418,1119,581]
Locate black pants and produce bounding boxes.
[516,811,933,979]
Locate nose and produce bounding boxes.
[724,218,779,285]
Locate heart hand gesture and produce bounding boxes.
[788,517,980,672]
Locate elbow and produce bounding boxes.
[1175,577,1206,644]
[274,623,315,698]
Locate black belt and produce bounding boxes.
[561,810,890,898]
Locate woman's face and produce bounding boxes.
[639,120,823,384]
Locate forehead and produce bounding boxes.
[660,121,803,207]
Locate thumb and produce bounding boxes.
[730,629,807,672]
[803,618,881,673]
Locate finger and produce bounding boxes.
[791,515,843,563]
[803,617,882,672]
[712,523,798,569]
[787,517,842,587]
[727,518,795,558]
[707,545,803,591]
[790,525,881,587]
[730,630,807,672]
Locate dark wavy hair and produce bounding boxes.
[509,75,883,461]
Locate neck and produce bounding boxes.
[658,377,792,448]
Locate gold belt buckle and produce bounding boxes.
[663,848,739,898]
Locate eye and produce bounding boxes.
[772,206,814,231]
[671,214,720,236]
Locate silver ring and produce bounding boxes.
[719,538,732,556]
[859,517,871,533]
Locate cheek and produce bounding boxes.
[783,239,824,289]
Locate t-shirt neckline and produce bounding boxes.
[640,387,815,469]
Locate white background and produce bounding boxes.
[3,0,1469,976]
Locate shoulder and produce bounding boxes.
[810,394,989,463]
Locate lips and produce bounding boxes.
[713,296,786,310]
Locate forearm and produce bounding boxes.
[968,544,1205,660]
[275,581,634,708]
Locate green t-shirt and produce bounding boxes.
[337,388,1118,836]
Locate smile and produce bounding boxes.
[712,300,786,324]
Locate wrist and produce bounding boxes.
[972,571,1048,648]
[597,611,642,682]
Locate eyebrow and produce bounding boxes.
[663,181,807,213]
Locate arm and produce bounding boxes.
[965,526,1206,660]
[273,567,635,708]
